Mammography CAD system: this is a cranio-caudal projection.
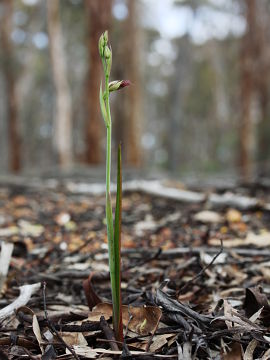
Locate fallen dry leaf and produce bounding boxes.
[243,287,270,326]
[62,332,87,347]
[223,342,243,360]
[89,302,162,335]
[243,339,257,360]
[16,306,44,354]
[66,345,97,358]
[177,341,192,360]
[261,348,270,360]
[86,302,112,322]
[131,333,175,352]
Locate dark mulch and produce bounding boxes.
[1,180,270,359]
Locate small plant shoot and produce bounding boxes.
[99,31,130,342]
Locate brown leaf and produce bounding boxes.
[131,333,175,352]
[86,303,112,322]
[89,303,162,335]
[243,287,270,326]
[16,306,44,354]
[62,332,87,347]
[83,272,102,310]
[222,342,243,360]
[122,304,162,335]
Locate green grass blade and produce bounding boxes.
[112,143,123,342]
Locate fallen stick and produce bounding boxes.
[120,247,270,259]
[178,240,223,293]
[0,282,41,322]
[66,180,266,210]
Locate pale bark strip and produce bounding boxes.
[0,242,14,293]
[0,283,41,321]
[47,0,72,167]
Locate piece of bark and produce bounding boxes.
[0,282,41,322]
[0,241,14,292]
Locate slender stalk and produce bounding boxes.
[104,52,121,340]
[105,72,112,199]
[113,144,123,341]
[104,76,115,304]
[98,31,129,342]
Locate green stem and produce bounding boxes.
[99,36,123,341]
[105,124,113,241]
[104,73,116,320]
[105,73,113,232]
[105,74,111,198]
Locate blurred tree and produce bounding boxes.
[123,0,142,166]
[0,0,21,172]
[239,0,256,179]
[113,0,143,167]
[168,36,193,173]
[85,0,112,164]
[47,0,72,167]
[255,0,270,175]
[113,0,142,166]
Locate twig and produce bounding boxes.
[124,248,162,271]
[178,240,223,294]
[145,315,160,352]
[58,236,94,261]
[99,315,119,352]
[23,347,39,360]
[42,282,80,360]
[121,246,270,258]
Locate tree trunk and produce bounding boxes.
[0,0,21,172]
[85,0,112,164]
[255,0,270,176]
[123,0,142,166]
[47,0,73,167]
[239,0,256,179]
[168,36,192,173]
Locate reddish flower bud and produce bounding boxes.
[119,80,131,89]
[109,80,131,92]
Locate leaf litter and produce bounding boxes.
[1,181,270,358]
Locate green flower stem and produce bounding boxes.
[104,73,114,286]
[104,64,121,339]
[98,31,127,342]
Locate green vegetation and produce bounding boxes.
[99,31,130,342]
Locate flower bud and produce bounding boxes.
[98,31,108,58]
[104,46,111,60]
[109,80,131,92]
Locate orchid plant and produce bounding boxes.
[99,31,130,342]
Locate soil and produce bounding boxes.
[1,180,270,359]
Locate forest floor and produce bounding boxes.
[1,178,270,359]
